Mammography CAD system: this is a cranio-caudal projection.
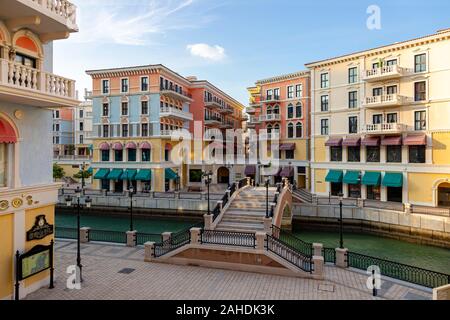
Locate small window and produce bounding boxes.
[102,80,110,94]
[79,110,84,118]
[141,77,149,91]
[142,149,151,162]
[372,114,382,124]
[141,101,148,115]
[55,124,60,132]
[122,124,128,137]
[79,122,84,131]
[366,146,380,162]
[142,123,148,137]
[321,95,329,112]
[414,111,426,130]
[321,119,329,135]
[348,91,358,108]
[274,88,280,99]
[101,150,109,162]
[266,89,273,100]
[102,125,109,138]
[415,81,426,101]
[121,102,128,116]
[320,73,329,88]
[348,116,358,134]
[386,85,397,95]
[295,103,302,118]
[415,54,427,73]
[386,59,397,66]
[409,145,425,163]
[15,53,36,68]
[287,104,293,119]
[386,113,397,123]
[287,86,294,99]
[387,145,402,163]
[102,103,109,116]
[295,84,302,97]
[348,67,357,83]
[0,144,7,187]
[128,149,136,162]
[115,150,123,162]
[79,135,84,144]
[287,123,294,138]
[347,146,360,162]
[373,87,383,96]
[285,150,294,159]
[295,122,302,138]
[330,146,342,161]
[121,78,129,93]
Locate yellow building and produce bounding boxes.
[306,28,450,207]
[0,0,78,299]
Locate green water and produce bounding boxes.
[56,212,198,235]
[292,229,450,274]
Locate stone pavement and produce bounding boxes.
[25,240,432,300]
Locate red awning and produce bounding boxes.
[112,142,123,150]
[99,142,110,150]
[325,136,343,146]
[381,136,402,146]
[403,134,427,146]
[280,143,296,150]
[280,166,294,177]
[0,118,17,143]
[244,165,256,175]
[361,136,380,146]
[140,142,151,149]
[342,136,361,147]
[125,142,137,149]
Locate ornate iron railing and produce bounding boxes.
[55,227,78,239]
[347,251,450,288]
[238,178,248,189]
[322,247,336,264]
[266,235,313,273]
[271,225,313,257]
[89,229,127,244]
[212,203,221,221]
[136,232,162,245]
[200,229,256,248]
[153,228,191,258]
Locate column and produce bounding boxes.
[342,146,348,162]
[401,145,408,164]
[361,171,367,200]
[403,171,408,204]
[136,148,142,162]
[381,172,387,202]
[360,145,366,163]
[380,146,386,163]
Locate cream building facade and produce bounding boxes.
[306,28,450,207]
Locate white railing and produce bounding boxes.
[259,114,281,122]
[0,59,76,99]
[53,155,91,160]
[160,106,193,120]
[364,94,405,106]
[363,65,405,79]
[30,0,77,27]
[160,129,175,137]
[363,123,406,133]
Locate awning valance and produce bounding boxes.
[381,136,402,146]
[99,142,110,150]
[382,173,403,187]
[361,136,380,146]
[165,168,178,180]
[343,171,361,185]
[112,142,123,150]
[135,169,152,181]
[403,134,427,146]
[140,142,151,149]
[280,143,296,150]
[325,170,343,183]
[342,136,361,147]
[120,169,137,180]
[362,172,381,186]
[125,142,137,149]
[107,169,123,180]
[325,137,343,147]
[93,168,109,180]
[244,165,256,175]
[0,118,17,143]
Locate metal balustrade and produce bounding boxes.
[136,232,162,245]
[322,247,336,264]
[153,228,191,257]
[89,229,127,244]
[55,227,78,239]
[200,229,256,248]
[266,235,313,273]
[271,225,313,257]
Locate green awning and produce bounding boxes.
[165,168,178,180]
[87,167,93,174]
[107,169,123,180]
[343,171,360,185]
[382,173,403,187]
[325,170,343,183]
[120,169,137,181]
[135,169,152,181]
[362,172,381,186]
[94,168,109,180]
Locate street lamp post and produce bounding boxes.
[65,186,92,282]
[203,171,212,215]
[338,192,344,249]
[80,161,86,190]
[129,181,134,231]
[265,179,269,218]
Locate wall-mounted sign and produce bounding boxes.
[26,215,54,241]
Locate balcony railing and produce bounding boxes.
[363,65,406,82]
[160,129,176,137]
[0,59,77,106]
[218,107,233,114]
[259,114,281,122]
[204,100,222,108]
[160,85,192,102]
[364,94,407,108]
[262,96,280,102]
[53,155,91,160]
[204,116,221,126]
[160,106,193,121]
[363,122,407,134]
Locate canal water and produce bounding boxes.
[56,212,450,274]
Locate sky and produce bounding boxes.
[53,0,450,105]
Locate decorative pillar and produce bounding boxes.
[190,228,201,244]
[80,227,90,243]
[144,242,155,261]
[204,214,213,230]
[312,256,324,277]
[162,232,172,242]
[255,232,266,250]
[335,248,348,268]
[313,243,323,257]
[126,230,136,247]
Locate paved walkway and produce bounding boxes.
[25,240,432,300]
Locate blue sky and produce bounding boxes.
[54,0,450,104]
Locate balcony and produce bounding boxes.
[160,106,193,121]
[204,100,222,108]
[0,0,78,36]
[219,122,233,129]
[363,123,407,134]
[160,86,193,103]
[160,130,176,138]
[262,96,280,103]
[218,107,233,114]
[246,106,257,114]
[362,65,406,82]
[259,114,281,122]
[204,116,221,126]
[363,94,407,109]
[0,59,78,107]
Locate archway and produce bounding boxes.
[217,167,230,184]
[437,182,450,207]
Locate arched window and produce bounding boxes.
[0,115,18,188]
[296,122,303,138]
[266,106,272,115]
[287,123,294,138]
[267,124,272,134]
[287,104,294,119]
[273,105,280,114]
[274,124,280,135]
[296,103,302,118]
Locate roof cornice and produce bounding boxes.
[255,70,310,85]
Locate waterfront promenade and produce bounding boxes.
[26,240,432,300]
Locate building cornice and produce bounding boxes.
[255,70,310,85]
[190,80,245,110]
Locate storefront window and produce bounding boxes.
[331,183,342,196]
[409,146,425,163]
[348,184,361,198]
[367,186,381,200]
[330,146,342,161]
[387,145,402,163]
[0,144,6,187]
[366,146,380,162]
[347,146,360,162]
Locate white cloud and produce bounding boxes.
[70,0,212,46]
[186,43,226,61]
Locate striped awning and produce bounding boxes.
[325,136,343,147]
[99,142,110,150]
[403,134,427,146]
[381,136,402,146]
[112,142,123,150]
[342,136,361,147]
[94,168,109,180]
[165,168,178,180]
[280,143,296,150]
[125,142,137,149]
[361,136,380,146]
[140,142,151,149]
[0,118,17,143]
